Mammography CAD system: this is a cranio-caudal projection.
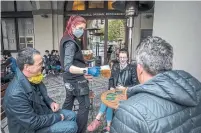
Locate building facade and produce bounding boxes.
[1,1,201,80]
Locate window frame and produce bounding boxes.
[66,1,119,12]
[1,1,33,53]
[1,18,17,51]
[87,1,105,9]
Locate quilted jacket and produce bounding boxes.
[111,70,201,133]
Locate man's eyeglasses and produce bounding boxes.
[119,57,127,59]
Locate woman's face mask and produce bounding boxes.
[73,28,84,38]
[72,23,86,38]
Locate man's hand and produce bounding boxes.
[110,87,115,90]
[60,114,65,121]
[50,102,60,112]
[116,85,126,90]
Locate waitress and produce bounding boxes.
[60,15,100,133]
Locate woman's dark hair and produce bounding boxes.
[51,50,55,55]
[3,50,11,57]
[119,48,129,58]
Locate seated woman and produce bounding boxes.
[87,49,139,132]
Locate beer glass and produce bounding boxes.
[82,50,93,61]
[100,65,111,78]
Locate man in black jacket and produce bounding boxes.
[3,47,78,133]
[111,36,201,133]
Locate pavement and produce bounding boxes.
[1,74,109,133]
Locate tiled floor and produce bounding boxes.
[1,74,109,133]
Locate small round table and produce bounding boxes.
[101,90,127,109]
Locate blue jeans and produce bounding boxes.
[99,103,113,123]
[36,109,78,133]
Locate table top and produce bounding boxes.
[101,89,127,109]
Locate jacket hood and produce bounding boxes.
[128,70,201,106]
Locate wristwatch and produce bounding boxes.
[83,68,88,74]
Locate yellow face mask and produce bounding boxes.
[28,74,44,84]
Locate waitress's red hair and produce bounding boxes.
[63,15,86,39]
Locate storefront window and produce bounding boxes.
[88,1,104,8]
[1,1,34,52]
[1,1,15,12]
[1,19,17,50]
[72,0,85,10]
[16,1,33,11]
[87,19,105,64]
[108,1,114,10]
[18,18,34,49]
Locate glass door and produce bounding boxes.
[86,19,105,65]
[86,18,126,64]
[107,19,126,61]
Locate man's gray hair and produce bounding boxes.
[17,47,40,70]
[135,36,173,75]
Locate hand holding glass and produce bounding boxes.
[88,66,100,77]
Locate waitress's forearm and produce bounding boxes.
[69,65,87,74]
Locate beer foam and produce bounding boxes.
[101,65,110,70]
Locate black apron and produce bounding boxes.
[60,35,89,96]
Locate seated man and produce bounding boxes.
[3,47,78,133]
[1,50,17,82]
[42,50,50,76]
[110,36,201,133]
